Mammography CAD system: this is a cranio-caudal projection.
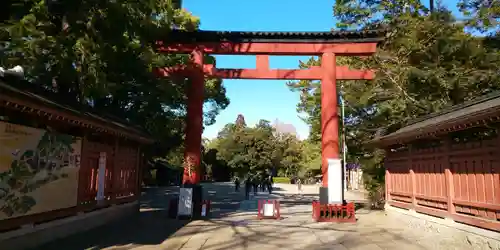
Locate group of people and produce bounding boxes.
[234,175,274,199]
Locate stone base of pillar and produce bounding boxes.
[319,187,329,205]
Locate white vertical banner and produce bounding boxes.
[327,158,343,204]
[96,152,107,201]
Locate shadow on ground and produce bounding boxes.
[269,191,371,212]
[32,183,250,250]
[34,195,186,249]
[32,183,400,250]
[160,211,426,250]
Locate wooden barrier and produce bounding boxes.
[312,201,356,222]
[257,200,281,220]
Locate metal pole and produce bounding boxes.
[341,84,347,192]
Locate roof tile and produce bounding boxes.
[162,29,387,43]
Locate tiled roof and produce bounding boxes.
[371,91,500,145]
[162,29,386,43]
[0,76,152,142]
[406,91,500,126]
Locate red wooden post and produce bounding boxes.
[256,55,269,70]
[409,144,417,210]
[111,138,119,203]
[320,52,339,188]
[135,146,142,196]
[77,134,89,209]
[183,49,205,185]
[385,167,391,203]
[443,136,455,215]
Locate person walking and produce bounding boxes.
[260,176,266,192]
[234,177,240,192]
[266,175,273,194]
[296,178,303,195]
[252,178,258,195]
[244,178,252,200]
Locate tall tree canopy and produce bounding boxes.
[458,0,500,32]
[215,116,275,176]
[288,1,500,198]
[207,115,310,180]
[0,0,229,157]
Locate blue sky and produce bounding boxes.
[182,0,461,140]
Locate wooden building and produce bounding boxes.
[372,93,500,233]
[0,75,153,248]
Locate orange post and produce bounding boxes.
[320,52,340,187]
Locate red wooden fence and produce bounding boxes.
[385,129,500,232]
[78,137,140,207]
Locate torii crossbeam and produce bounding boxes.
[155,29,384,204]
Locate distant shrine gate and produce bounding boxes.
[156,30,384,190]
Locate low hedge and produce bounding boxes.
[273,177,290,184]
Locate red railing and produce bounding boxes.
[77,139,140,206]
[312,201,356,222]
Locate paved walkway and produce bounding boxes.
[35,183,433,250]
[163,184,425,250]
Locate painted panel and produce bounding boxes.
[0,121,81,220]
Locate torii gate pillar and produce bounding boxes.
[183,49,204,185]
[321,52,339,189]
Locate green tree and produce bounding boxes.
[0,1,229,160]
[215,118,276,176]
[458,0,500,32]
[289,3,500,205]
[212,114,308,179]
[298,140,321,174]
[273,133,303,177]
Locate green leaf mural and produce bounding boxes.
[0,126,79,217]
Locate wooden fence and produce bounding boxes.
[385,128,500,232]
[78,137,141,206]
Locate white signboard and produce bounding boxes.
[177,188,193,216]
[263,203,274,217]
[327,158,343,204]
[96,152,107,201]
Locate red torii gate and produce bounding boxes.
[156,30,383,192]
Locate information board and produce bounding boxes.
[177,187,193,217]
